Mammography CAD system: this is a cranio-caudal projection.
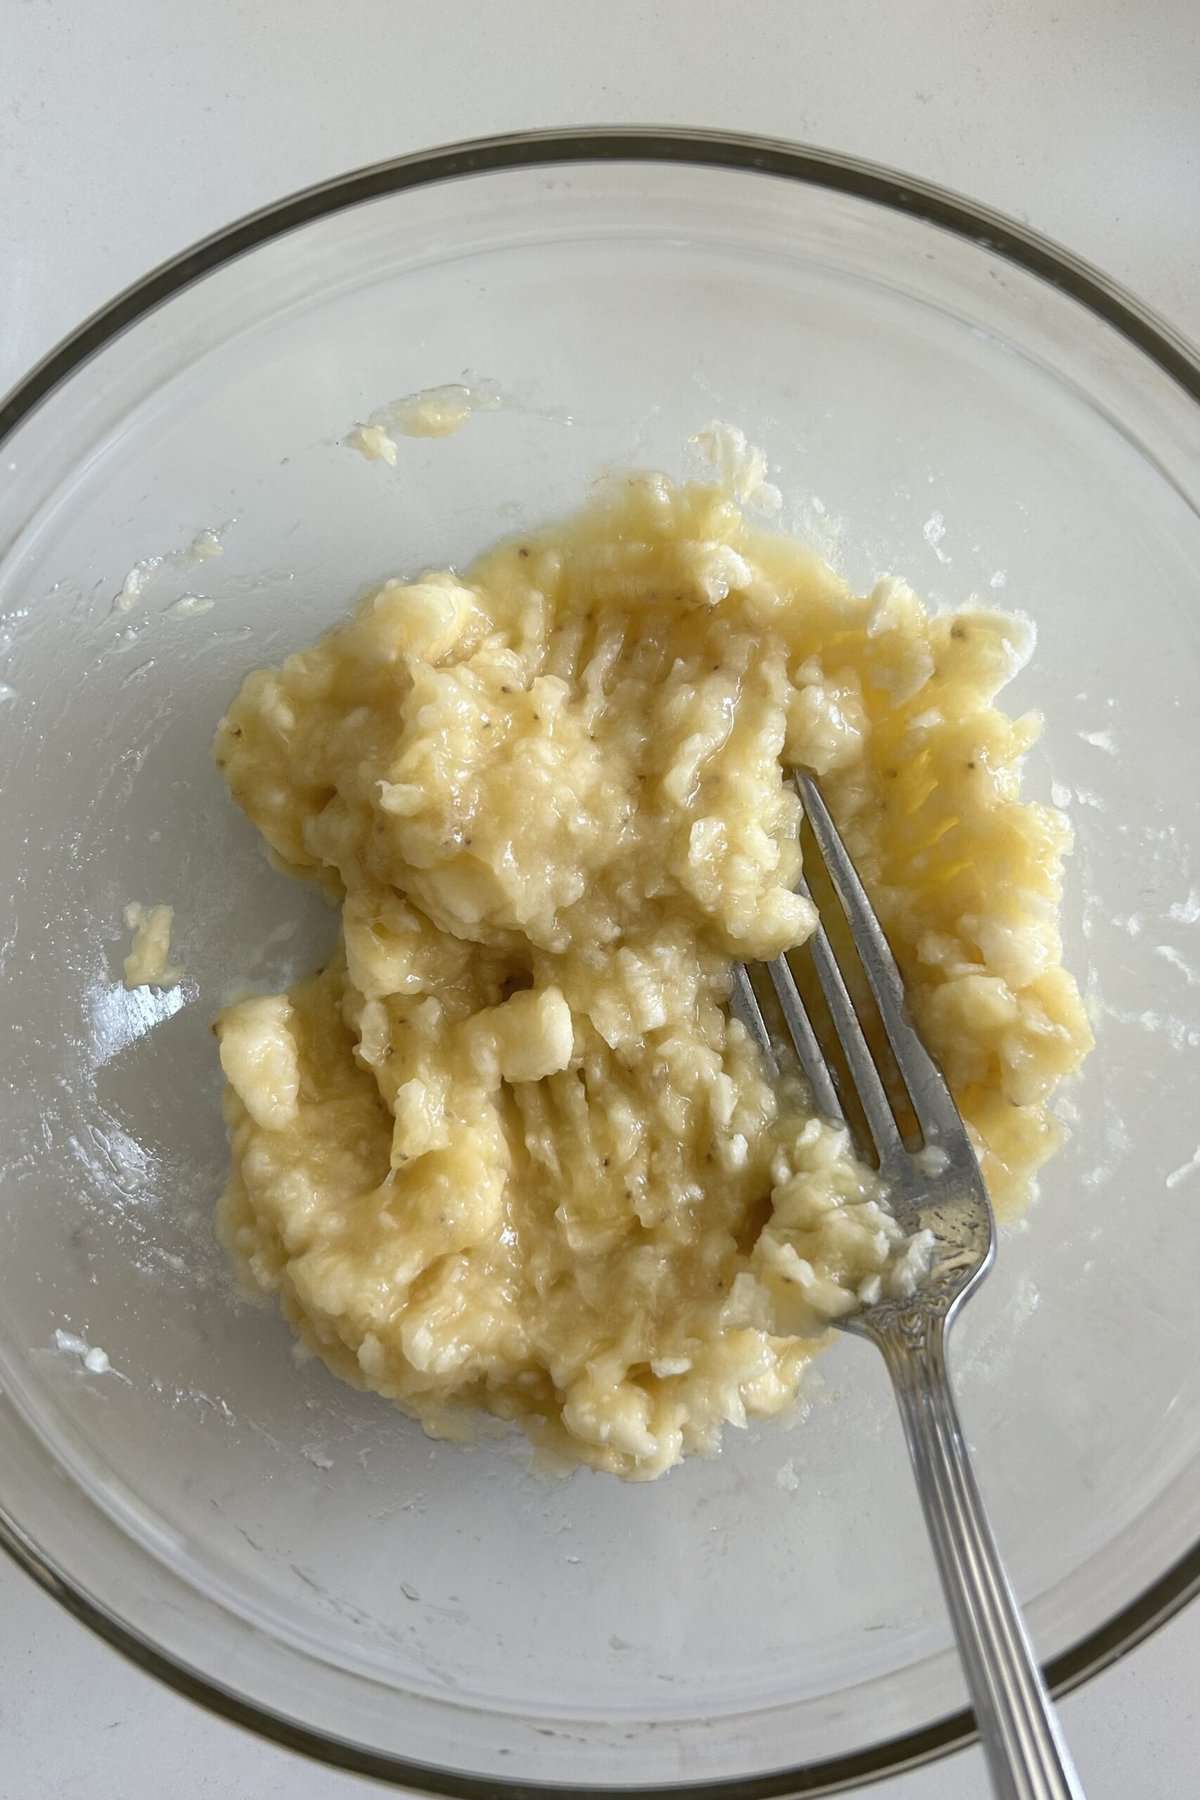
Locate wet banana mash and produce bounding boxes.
[213,430,1091,1478]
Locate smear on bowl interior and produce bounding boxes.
[345,378,501,464]
[212,426,1091,1479]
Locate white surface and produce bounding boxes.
[2,2,1198,1795]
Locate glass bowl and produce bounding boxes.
[2,129,1199,1796]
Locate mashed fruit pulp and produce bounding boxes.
[214,444,1091,1478]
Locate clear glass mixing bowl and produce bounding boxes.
[2,130,1199,1796]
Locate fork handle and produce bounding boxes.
[875,1311,1087,1800]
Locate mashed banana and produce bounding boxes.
[123,902,180,989]
[213,433,1091,1478]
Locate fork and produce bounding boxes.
[733,771,1086,1800]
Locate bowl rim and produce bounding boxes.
[2,124,1199,1797]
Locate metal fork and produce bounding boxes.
[734,771,1086,1800]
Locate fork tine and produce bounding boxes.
[730,961,776,1069]
[795,770,960,1141]
[797,873,907,1166]
[763,953,845,1125]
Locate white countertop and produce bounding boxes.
[3,4,1198,1795]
